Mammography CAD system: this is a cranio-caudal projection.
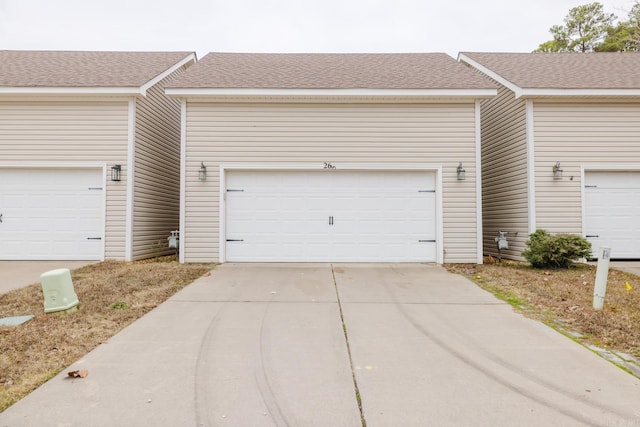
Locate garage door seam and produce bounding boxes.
[331,264,367,427]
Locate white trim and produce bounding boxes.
[581,164,640,171]
[101,164,108,262]
[165,87,497,99]
[218,163,442,171]
[0,95,132,103]
[580,166,586,240]
[526,100,537,234]
[518,88,640,99]
[458,54,522,96]
[140,54,196,96]
[436,166,444,264]
[218,164,445,264]
[0,161,104,168]
[474,100,484,264]
[179,100,187,263]
[0,87,146,96]
[219,169,226,263]
[0,162,107,261]
[124,98,136,261]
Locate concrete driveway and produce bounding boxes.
[2,264,640,426]
[0,261,96,295]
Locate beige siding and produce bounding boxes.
[133,69,185,260]
[0,100,129,259]
[533,101,640,234]
[478,85,529,260]
[183,102,479,263]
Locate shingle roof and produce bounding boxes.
[166,53,495,90]
[461,52,640,89]
[0,51,195,88]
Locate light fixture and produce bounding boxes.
[553,162,563,180]
[456,162,466,180]
[198,162,207,181]
[110,165,121,182]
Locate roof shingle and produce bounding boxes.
[166,53,495,90]
[0,51,194,88]
[461,52,640,89]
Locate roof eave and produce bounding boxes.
[139,53,197,95]
[519,89,640,99]
[0,87,144,96]
[165,87,497,100]
[458,53,524,96]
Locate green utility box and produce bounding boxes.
[40,268,79,313]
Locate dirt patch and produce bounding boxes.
[445,260,640,357]
[0,257,215,412]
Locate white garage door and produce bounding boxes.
[0,168,104,260]
[225,170,437,262]
[584,171,640,259]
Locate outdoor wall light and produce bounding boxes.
[198,162,207,181]
[110,165,121,182]
[553,162,563,180]
[456,162,466,180]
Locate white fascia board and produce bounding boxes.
[0,87,144,96]
[165,87,497,99]
[519,88,640,98]
[139,53,197,96]
[458,53,523,96]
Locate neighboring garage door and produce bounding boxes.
[225,170,437,262]
[584,171,640,259]
[0,168,104,260]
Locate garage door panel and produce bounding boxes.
[0,168,104,260]
[226,170,437,262]
[585,171,640,259]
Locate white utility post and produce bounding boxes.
[593,246,611,310]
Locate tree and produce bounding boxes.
[598,2,640,51]
[535,2,616,52]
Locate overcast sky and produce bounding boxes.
[0,0,637,59]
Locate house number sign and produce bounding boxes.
[323,162,336,169]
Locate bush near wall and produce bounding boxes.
[522,229,592,269]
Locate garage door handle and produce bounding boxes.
[0,213,2,223]
[586,235,599,238]
[87,237,102,240]
[329,216,334,225]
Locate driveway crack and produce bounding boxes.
[331,264,367,427]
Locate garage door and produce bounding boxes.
[584,171,640,259]
[225,170,437,262]
[0,168,104,260]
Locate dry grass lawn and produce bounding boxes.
[0,258,214,412]
[445,260,640,358]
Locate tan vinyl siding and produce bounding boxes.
[479,85,529,260]
[533,101,640,235]
[0,100,129,259]
[183,102,479,263]
[132,69,185,260]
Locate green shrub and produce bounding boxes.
[522,229,592,268]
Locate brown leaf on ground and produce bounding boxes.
[67,370,88,379]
